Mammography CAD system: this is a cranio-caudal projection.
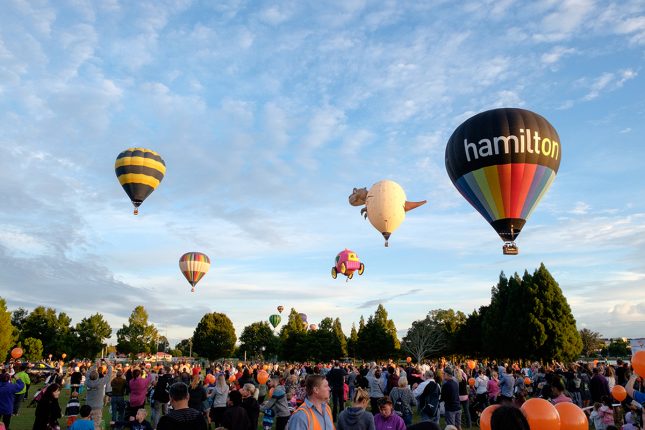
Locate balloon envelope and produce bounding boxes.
[366,180,407,245]
[11,348,22,359]
[445,108,561,243]
[521,398,560,430]
[612,385,627,401]
[269,314,281,329]
[632,350,645,377]
[479,405,500,430]
[299,313,307,323]
[115,148,166,214]
[277,306,284,313]
[554,402,588,430]
[179,252,211,292]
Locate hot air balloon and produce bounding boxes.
[445,108,561,255]
[309,324,318,331]
[179,252,211,292]
[277,306,284,314]
[349,181,426,247]
[269,314,281,329]
[299,313,307,323]
[331,249,365,281]
[115,148,166,215]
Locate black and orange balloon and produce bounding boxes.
[445,108,561,253]
[115,148,166,215]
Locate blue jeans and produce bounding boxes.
[402,410,413,426]
[111,395,126,428]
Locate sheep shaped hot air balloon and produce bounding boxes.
[331,249,365,281]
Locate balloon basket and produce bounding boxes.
[503,242,518,255]
[133,207,139,215]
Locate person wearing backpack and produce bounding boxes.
[413,371,440,424]
[564,364,582,406]
[388,378,415,426]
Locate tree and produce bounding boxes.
[0,298,14,361]
[116,306,158,355]
[333,318,348,357]
[240,322,278,359]
[607,338,630,357]
[175,339,193,357]
[21,306,73,356]
[347,324,359,358]
[11,307,28,332]
[424,309,466,356]
[357,305,399,360]
[279,309,309,361]
[483,264,582,362]
[157,336,170,353]
[456,308,485,357]
[579,329,604,357]
[192,313,236,359]
[402,317,447,363]
[74,314,112,359]
[23,337,43,361]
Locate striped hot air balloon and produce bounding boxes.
[115,148,166,215]
[445,108,561,255]
[179,252,211,292]
[269,314,281,329]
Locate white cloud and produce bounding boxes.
[620,127,632,133]
[303,107,346,150]
[541,46,576,65]
[570,201,590,215]
[532,0,596,43]
[583,69,637,100]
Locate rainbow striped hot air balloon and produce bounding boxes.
[179,252,211,292]
[445,108,561,255]
[115,148,166,215]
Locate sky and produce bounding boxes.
[0,0,644,348]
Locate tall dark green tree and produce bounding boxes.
[116,306,158,355]
[11,308,28,333]
[357,305,399,360]
[240,322,279,359]
[0,298,14,360]
[74,314,112,358]
[607,338,629,357]
[425,309,466,356]
[483,264,582,361]
[279,309,308,361]
[333,318,348,357]
[456,308,485,357]
[347,324,359,358]
[192,312,236,359]
[23,337,43,361]
[175,339,193,357]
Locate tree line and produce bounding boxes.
[1,263,617,363]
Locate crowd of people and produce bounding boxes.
[0,356,644,430]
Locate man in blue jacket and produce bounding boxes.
[0,372,25,430]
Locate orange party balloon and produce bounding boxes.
[555,402,588,430]
[11,348,23,359]
[467,360,476,370]
[524,377,532,385]
[61,353,67,359]
[205,374,216,384]
[406,357,412,363]
[593,359,598,367]
[257,371,270,385]
[521,398,560,430]
[612,385,627,401]
[633,350,645,378]
[480,405,500,430]
[228,374,236,382]
[468,377,475,387]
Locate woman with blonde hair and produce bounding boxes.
[388,377,415,426]
[209,374,229,427]
[337,387,375,430]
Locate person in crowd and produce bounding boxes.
[187,372,207,415]
[414,370,441,424]
[456,367,472,429]
[0,372,25,430]
[110,369,127,430]
[550,375,572,404]
[210,373,230,427]
[287,375,334,430]
[441,367,462,429]
[241,383,260,430]
[152,366,173,428]
[589,402,605,430]
[498,365,515,404]
[490,405,530,430]
[127,368,152,420]
[70,366,83,395]
[32,383,62,430]
[69,405,94,430]
[388,377,415,426]
[85,362,112,430]
[337,387,375,430]
[64,391,81,428]
[474,368,489,411]
[12,364,30,417]
[590,367,610,404]
[373,396,405,430]
[157,382,208,430]
[261,377,291,430]
[488,371,500,404]
[326,360,347,421]
[222,390,251,430]
[367,366,385,414]
[605,366,616,391]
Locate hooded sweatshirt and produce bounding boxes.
[337,407,375,430]
[85,367,112,409]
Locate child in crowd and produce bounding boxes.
[69,405,94,430]
[65,391,81,427]
[262,407,275,430]
[112,409,152,430]
[590,402,606,430]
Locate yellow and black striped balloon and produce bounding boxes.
[115,148,166,215]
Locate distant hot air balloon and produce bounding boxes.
[309,324,317,331]
[349,181,426,247]
[179,252,211,292]
[277,306,284,314]
[115,148,166,215]
[445,108,561,255]
[269,314,281,329]
[299,313,307,323]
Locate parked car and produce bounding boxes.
[26,361,57,384]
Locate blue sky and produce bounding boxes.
[0,0,644,347]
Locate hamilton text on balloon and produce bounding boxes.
[463,129,560,163]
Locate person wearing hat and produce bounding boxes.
[440,367,461,428]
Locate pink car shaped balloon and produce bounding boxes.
[331,249,365,281]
